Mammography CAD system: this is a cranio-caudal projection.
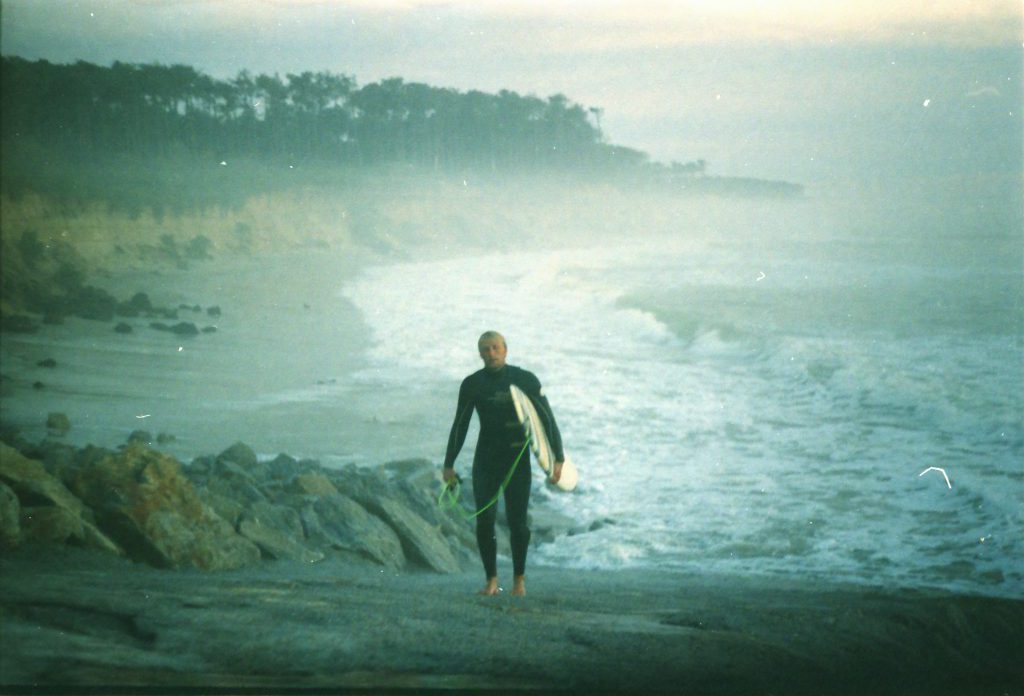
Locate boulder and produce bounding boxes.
[127,430,153,445]
[126,292,154,313]
[26,440,77,481]
[0,443,90,519]
[19,505,122,554]
[217,442,258,470]
[0,444,121,554]
[265,453,300,480]
[195,486,246,527]
[0,481,20,549]
[370,497,461,573]
[169,322,199,336]
[46,413,71,435]
[308,493,405,569]
[69,285,119,321]
[237,501,323,564]
[114,322,133,334]
[288,472,340,498]
[70,443,261,571]
[204,461,267,505]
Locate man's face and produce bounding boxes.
[478,338,508,371]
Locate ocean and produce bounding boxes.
[341,195,1023,599]
[2,185,1020,600]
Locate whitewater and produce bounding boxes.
[341,221,1023,599]
[2,190,1020,601]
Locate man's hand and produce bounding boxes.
[443,467,458,488]
[550,460,564,484]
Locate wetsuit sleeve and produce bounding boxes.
[443,377,475,469]
[520,371,565,462]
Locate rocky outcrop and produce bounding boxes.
[237,501,324,564]
[304,493,406,569]
[370,497,461,573]
[70,444,261,571]
[0,443,121,554]
[0,442,91,518]
[0,437,484,575]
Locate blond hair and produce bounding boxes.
[478,330,506,348]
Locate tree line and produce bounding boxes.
[0,56,660,173]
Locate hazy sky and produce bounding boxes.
[1,0,1021,184]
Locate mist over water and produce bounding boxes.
[343,180,1023,597]
[1,170,1018,599]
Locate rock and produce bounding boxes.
[0,444,121,554]
[202,463,267,508]
[527,506,577,544]
[201,326,217,334]
[32,381,44,390]
[46,413,71,434]
[114,322,133,334]
[74,445,115,471]
[265,453,300,480]
[27,440,77,484]
[207,305,222,317]
[195,486,246,527]
[237,501,323,564]
[288,472,340,498]
[37,358,57,368]
[19,505,122,555]
[217,442,258,470]
[370,497,461,573]
[0,443,90,519]
[308,493,405,569]
[20,505,80,544]
[156,433,176,444]
[127,430,153,445]
[69,285,118,321]
[127,292,154,313]
[169,322,199,336]
[151,320,199,335]
[70,443,261,571]
[0,481,20,549]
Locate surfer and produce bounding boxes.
[443,331,564,597]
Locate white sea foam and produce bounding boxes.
[341,232,1024,598]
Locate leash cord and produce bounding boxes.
[438,437,531,519]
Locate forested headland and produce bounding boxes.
[1,56,801,209]
[0,56,801,321]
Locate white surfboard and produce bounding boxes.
[509,384,578,492]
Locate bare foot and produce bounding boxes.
[511,575,526,597]
[478,577,501,595]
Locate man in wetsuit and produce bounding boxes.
[443,331,564,596]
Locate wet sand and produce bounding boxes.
[1,546,1021,695]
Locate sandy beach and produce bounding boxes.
[2,545,1022,695]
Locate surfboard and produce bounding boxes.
[509,384,578,492]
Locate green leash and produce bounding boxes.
[438,437,531,520]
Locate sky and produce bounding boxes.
[1,0,1021,185]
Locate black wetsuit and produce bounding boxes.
[444,364,564,579]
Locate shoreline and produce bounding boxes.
[2,545,1022,695]
[0,247,385,465]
